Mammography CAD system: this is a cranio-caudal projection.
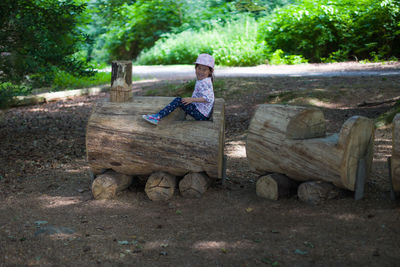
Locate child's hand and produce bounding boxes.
[182,97,193,105]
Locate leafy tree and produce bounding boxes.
[258,0,400,62]
[86,0,296,63]
[0,0,92,86]
[95,0,183,60]
[350,0,400,60]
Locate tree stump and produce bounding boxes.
[91,170,133,200]
[246,104,374,191]
[110,60,132,102]
[391,113,400,192]
[145,172,177,201]
[179,172,211,198]
[86,96,225,179]
[297,181,340,205]
[256,173,298,200]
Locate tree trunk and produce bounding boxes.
[110,60,132,102]
[256,173,298,200]
[392,113,400,192]
[145,172,176,201]
[91,170,133,200]
[246,104,374,191]
[86,96,225,179]
[297,181,340,205]
[179,172,211,198]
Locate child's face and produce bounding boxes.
[195,64,211,80]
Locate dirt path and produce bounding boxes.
[101,61,400,80]
[1,64,400,266]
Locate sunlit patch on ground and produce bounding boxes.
[225,140,247,159]
[334,213,358,221]
[38,195,84,208]
[193,240,254,250]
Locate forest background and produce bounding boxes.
[0,0,399,107]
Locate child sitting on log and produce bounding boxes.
[142,53,215,125]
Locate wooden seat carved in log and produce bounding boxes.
[246,104,374,191]
[86,96,225,180]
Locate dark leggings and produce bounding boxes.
[157,97,208,121]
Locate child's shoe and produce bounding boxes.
[142,114,160,125]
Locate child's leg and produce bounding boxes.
[181,103,208,121]
[157,97,185,119]
[149,96,208,121]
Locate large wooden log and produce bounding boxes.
[86,96,225,179]
[246,104,374,191]
[110,61,132,102]
[256,173,298,200]
[92,170,133,200]
[391,113,400,192]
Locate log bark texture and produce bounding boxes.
[86,96,225,179]
[246,104,374,191]
[145,172,176,201]
[110,61,132,102]
[256,173,298,200]
[179,172,211,198]
[91,170,133,200]
[392,113,400,192]
[297,181,340,205]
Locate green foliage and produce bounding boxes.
[350,0,400,60]
[51,69,143,91]
[86,0,295,64]
[258,0,400,62]
[0,0,93,87]
[136,16,266,66]
[95,0,183,61]
[52,71,111,90]
[269,49,308,65]
[0,82,31,109]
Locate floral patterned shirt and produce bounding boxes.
[192,77,214,118]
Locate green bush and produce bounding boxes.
[269,49,308,64]
[52,71,111,91]
[258,0,400,62]
[0,82,31,109]
[350,0,400,60]
[136,16,266,66]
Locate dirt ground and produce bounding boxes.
[1,62,400,267]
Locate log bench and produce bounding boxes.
[246,104,375,198]
[86,96,225,200]
[390,113,400,197]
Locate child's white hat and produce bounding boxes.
[195,53,215,69]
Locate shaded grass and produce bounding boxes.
[265,89,343,106]
[52,71,141,91]
[375,100,400,128]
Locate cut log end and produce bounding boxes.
[179,172,211,198]
[145,172,176,201]
[91,170,133,200]
[256,173,298,200]
[340,116,375,190]
[297,181,340,205]
[286,109,326,140]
